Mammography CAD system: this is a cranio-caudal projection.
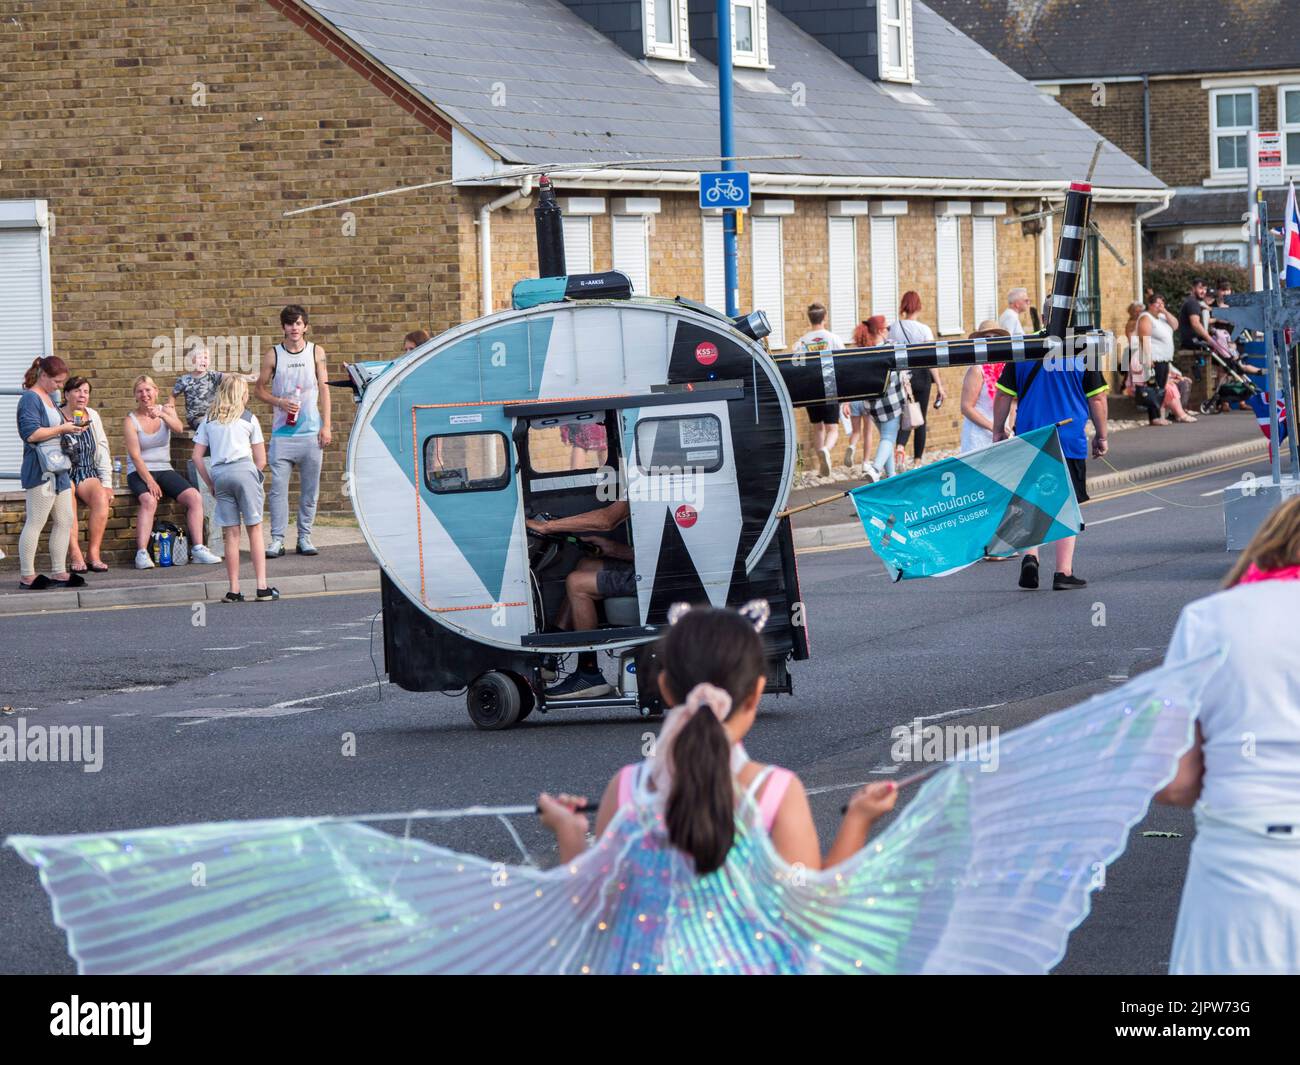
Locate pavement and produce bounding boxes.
[0,456,1264,974]
[0,408,1267,614]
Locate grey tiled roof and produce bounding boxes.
[1143,187,1290,231]
[299,0,1163,191]
[926,0,1300,81]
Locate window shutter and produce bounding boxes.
[827,217,858,338]
[935,213,963,335]
[702,215,725,311]
[869,216,897,320]
[561,216,592,275]
[0,224,52,488]
[751,217,785,347]
[612,214,649,295]
[971,216,998,326]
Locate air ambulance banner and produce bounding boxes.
[848,425,1082,581]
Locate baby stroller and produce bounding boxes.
[1198,345,1259,415]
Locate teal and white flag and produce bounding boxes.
[849,425,1082,580]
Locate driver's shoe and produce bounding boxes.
[546,670,613,699]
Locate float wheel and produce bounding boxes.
[466,671,522,730]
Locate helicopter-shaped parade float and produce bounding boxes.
[307,163,1108,730]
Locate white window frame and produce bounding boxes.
[702,215,725,311]
[731,0,771,70]
[869,216,898,320]
[1209,87,1257,180]
[644,0,691,62]
[935,212,964,337]
[878,0,915,84]
[827,217,858,339]
[1195,243,1247,267]
[561,216,593,275]
[971,216,999,327]
[1281,84,1300,176]
[0,200,54,490]
[751,216,786,349]
[612,213,651,296]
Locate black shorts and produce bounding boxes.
[1066,457,1089,505]
[128,468,196,501]
[806,402,841,425]
[596,561,637,598]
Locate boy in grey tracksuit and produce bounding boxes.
[254,304,333,557]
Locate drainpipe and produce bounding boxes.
[1142,74,1152,173]
[478,176,533,317]
[1134,196,1174,302]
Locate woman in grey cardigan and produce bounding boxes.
[15,356,88,590]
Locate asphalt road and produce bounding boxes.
[0,455,1264,975]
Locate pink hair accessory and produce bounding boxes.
[649,683,733,796]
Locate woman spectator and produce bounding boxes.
[959,322,1008,453]
[15,356,87,590]
[1136,294,1195,422]
[1124,302,1169,426]
[1158,496,1300,973]
[123,375,221,570]
[845,316,888,471]
[59,376,114,572]
[888,291,947,469]
[859,356,909,482]
[403,329,431,353]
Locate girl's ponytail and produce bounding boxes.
[666,700,736,875]
[658,608,766,875]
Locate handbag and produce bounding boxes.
[900,374,925,431]
[35,434,72,476]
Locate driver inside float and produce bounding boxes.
[526,499,633,699]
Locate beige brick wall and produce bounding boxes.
[0,0,459,542]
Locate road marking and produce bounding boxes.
[115,684,163,694]
[203,646,248,651]
[111,712,138,717]
[1087,506,1163,527]
[1200,488,1225,497]
[272,681,388,708]
[339,636,372,641]
[1085,457,1259,503]
[169,706,323,722]
[281,645,326,651]
[914,702,1005,723]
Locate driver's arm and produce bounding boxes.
[530,499,630,535]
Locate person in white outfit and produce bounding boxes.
[792,303,846,479]
[958,322,1008,454]
[1157,497,1300,974]
[998,287,1029,337]
[1136,294,1195,423]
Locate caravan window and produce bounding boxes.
[423,431,510,493]
[527,412,608,475]
[635,414,723,474]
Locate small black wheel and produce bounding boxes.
[509,672,537,722]
[466,671,522,730]
[1199,399,1215,415]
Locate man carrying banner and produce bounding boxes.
[993,352,1109,590]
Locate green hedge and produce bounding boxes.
[1143,260,1250,310]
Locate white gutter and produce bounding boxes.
[477,177,533,317]
[1134,194,1177,302]
[468,168,1167,204]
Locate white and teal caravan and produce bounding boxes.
[343,177,1102,729]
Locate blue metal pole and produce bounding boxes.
[717,0,738,317]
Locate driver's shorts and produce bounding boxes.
[596,561,636,598]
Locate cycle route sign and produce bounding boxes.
[699,171,751,210]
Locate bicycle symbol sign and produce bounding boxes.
[699,171,750,209]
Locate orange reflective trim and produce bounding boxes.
[433,602,528,613]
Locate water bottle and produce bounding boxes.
[113,459,123,490]
[287,386,302,427]
[158,530,173,567]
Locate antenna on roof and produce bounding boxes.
[282,154,802,218]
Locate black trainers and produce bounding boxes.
[1018,555,1040,589]
[545,670,613,699]
[222,591,245,603]
[1053,572,1087,590]
[256,586,280,601]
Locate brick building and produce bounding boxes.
[928,0,1300,268]
[0,0,1161,558]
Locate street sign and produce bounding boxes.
[1258,131,1284,187]
[699,170,750,209]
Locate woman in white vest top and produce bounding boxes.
[254,304,332,558]
[1136,294,1195,423]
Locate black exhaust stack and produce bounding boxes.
[534,174,566,279]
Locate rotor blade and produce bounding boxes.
[1089,221,1127,266]
[1001,206,1064,225]
[282,153,803,218]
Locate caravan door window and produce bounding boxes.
[527,412,609,474]
[423,431,509,493]
[635,414,723,474]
